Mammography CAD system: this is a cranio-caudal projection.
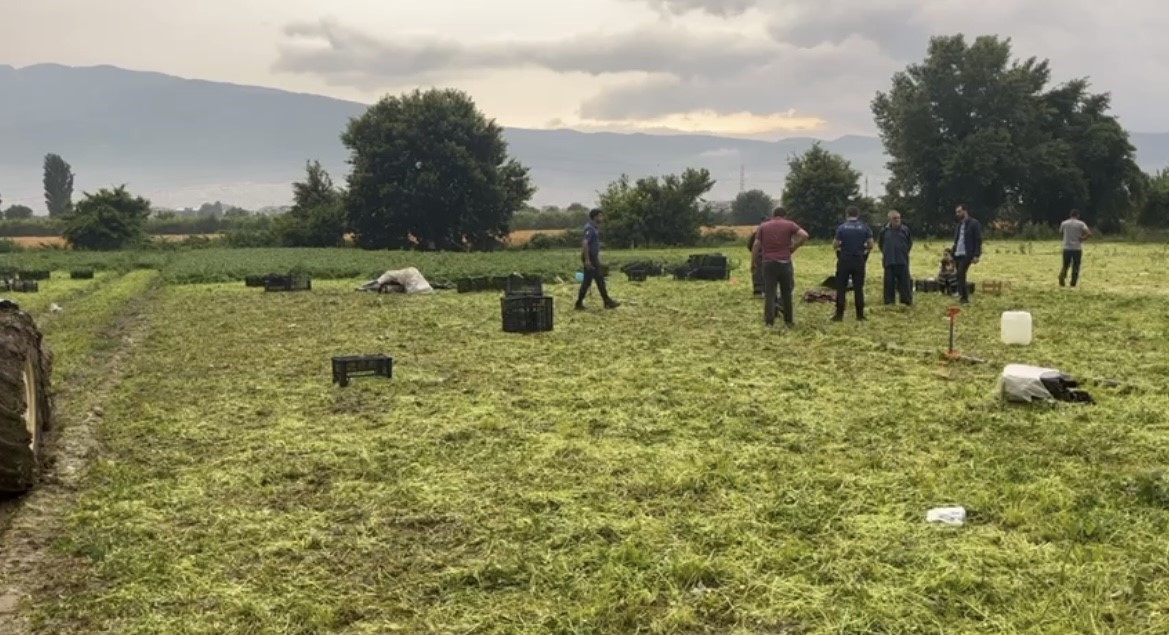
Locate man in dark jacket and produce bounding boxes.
[877,210,913,306]
[952,204,983,304]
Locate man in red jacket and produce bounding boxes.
[751,207,809,326]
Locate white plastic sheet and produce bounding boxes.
[926,506,966,526]
[357,267,434,294]
[998,364,1058,403]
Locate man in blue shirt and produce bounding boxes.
[576,208,620,310]
[831,206,874,321]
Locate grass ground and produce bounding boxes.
[2,241,1169,633]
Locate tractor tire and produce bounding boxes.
[0,300,53,495]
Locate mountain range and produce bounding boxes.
[2,63,1168,213]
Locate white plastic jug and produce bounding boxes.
[1001,311,1033,345]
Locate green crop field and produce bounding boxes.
[2,242,1169,634]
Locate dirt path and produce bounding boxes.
[0,280,159,633]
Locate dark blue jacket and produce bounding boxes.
[878,224,913,266]
[835,218,873,257]
[952,217,983,260]
[583,221,601,263]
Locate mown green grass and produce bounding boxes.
[36,270,160,382]
[23,242,1169,633]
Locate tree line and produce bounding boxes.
[2,33,1167,251]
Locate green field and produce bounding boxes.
[2,242,1169,634]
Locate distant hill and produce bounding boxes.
[2,64,1168,213]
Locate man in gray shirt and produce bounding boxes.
[1059,209,1092,287]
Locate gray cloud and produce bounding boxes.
[276,1,1169,135]
[274,19,777,82]
[579,36,897,125]
[633,0,756,16]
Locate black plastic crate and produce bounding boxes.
[675,254,729,280]
[626,269,648,282]
[17,270,50,281]
[245,274,276,287]
[332,354,393,387]
[691,266,730,281]
[7,280,38,293]
[70,269,95,280]
[502,295,553,333]
[505,274,544,297]
[915,279,941,293]
[621,261,664,276]
[264,273,312,292]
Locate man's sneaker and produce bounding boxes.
[604,301,621,309]
[831,315,844,322]
[574,303,586,311]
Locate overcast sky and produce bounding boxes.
[3,0,1167,138]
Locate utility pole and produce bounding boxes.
[864,176,869,197]
[739,164,746,193]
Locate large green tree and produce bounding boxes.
[872,34,1142,234]
[730,189,776,225]
[1139,169,1169,229]
[273,160,347,247]
[3,205,35,220]
[342,88,534,250]
[782,143,864,238]
[43,153,75,218]
[598,168,715,248]
[62,185,151,250]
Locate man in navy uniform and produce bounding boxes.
[832,206,875,322]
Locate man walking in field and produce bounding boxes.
[1059,209,1092,287]
[576,208,619,310]
[752,206,809,327]
[952,203,983,304]
[832,206,874,321]
[877,210,913,306]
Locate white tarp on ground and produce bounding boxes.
[357,267,434,294]
[998,363,1060,403]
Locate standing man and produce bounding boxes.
[952,203,982,304]
[877,210,913,306]
[576,208,620,310]
[752,206,809,327]
[831,206,874,321]
[1058,209,1091,287]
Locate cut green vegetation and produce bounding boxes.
[4,243,1169,633]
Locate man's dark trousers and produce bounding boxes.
[752,252,763,296]
[1060,249,1082,287]
[762,260,794,326]
[577,265,614,305]
[835,254,867,318]
[883,264,912,305]
[955,256,973,302]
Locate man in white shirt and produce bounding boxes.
[1058,209,1092,287]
